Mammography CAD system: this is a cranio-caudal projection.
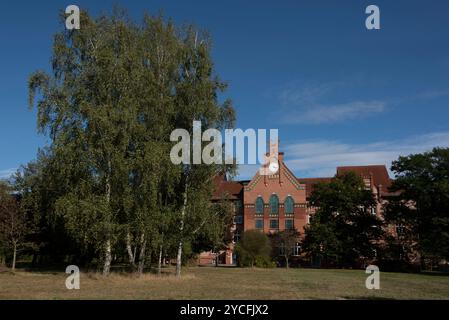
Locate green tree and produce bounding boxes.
[385,147,449,268]
[27,9,235,276]
[169,26,235,276]
[14,149,84,267]
[235,230,272,267]
[270,229,300,268]
[191,194,235,266]
[303,172,383,267]
[0,182,29,271]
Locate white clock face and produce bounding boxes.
[269,160,279,174]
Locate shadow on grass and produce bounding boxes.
[341,296,397,300]
[419,271,449,277]
[8,262,177,277]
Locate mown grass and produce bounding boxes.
[1,266,448,300]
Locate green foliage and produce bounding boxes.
[303,172,383,267]
[270,229,300,268]
[386,147,449,264]
[254,255,277,268]
[235,230,272,267]
[0,181,32,269]
[23,8,235,274]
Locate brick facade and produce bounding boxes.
[199,151,393,266]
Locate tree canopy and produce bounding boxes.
[385,147,449,266]
[23,9,235,275]
[303,172,383,267]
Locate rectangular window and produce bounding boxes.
[233,232,241,243]
[292,242,301,256]
[269,219,279,229]
[235,200,243,214]
[279,244,285,256]
[255,197,264,215]
[285,219,294,230]
[255,219,264,229]
[234,215,243,225]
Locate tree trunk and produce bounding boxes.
[126,232,136,269]
[103,239,112,276]
[158,244,163,275]
[12,242,17,271]
[285,256,289,269]
[103,163,113,276]
[176,240,183,277]
[137,234,146,275]
[176,179,188,277]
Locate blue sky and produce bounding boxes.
[1,0,449,180]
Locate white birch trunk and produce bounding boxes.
[137,233,146,275]
[103,239,112,276]
[126,232,136,269]
[158,244,163,275]
[12,242,17,271]
[103,164,112,276]
[176,180,188,277]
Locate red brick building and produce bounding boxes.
[199,151,394,265]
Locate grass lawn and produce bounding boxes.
[1,266,449,300]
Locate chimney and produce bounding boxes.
[278,152,284,162]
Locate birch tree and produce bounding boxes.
[0,182,29,271]
[26,9,235,276]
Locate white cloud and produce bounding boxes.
[235,132,449,179]
[0,168,16,180]
[282,132,449,178]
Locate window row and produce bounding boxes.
[255,219,294,230]
[279,242,301,256]
[255,195,295,215]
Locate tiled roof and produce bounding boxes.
[336,165,392,188]
[212,174,243,200]
[212,164,393,200]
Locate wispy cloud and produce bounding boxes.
[416,89,449,100]
[0,168,17,180]
[278,81,387,125]
[282,101,386,124]
[279,82,340,106]
[282,132,449,178]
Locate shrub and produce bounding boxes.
[235,230,272,267]
[254,255,276,268]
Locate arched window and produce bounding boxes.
[284,196,294,215]
[255,197,264,215]
[269,194,279,215]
